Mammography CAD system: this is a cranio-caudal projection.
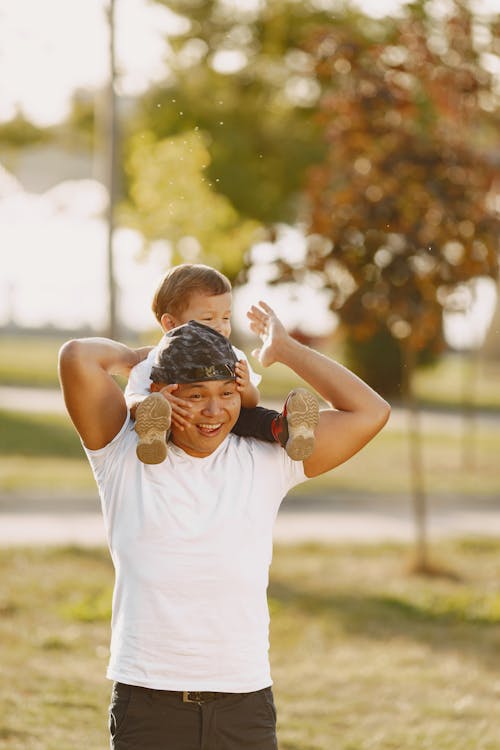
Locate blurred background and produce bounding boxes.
[0,0,498,547]
[1,2,500,748]
[1,0,498,343]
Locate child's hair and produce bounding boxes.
[152,264,232,324]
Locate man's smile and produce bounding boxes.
[196,422,223,435]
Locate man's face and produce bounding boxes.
[156,378,241,458]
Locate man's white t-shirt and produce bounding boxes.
[84,415,306,692]
[125,341,261,405]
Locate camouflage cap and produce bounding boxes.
[150,320,238,385]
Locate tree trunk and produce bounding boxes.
[481,278,500,362]
[461,347,480,472]
[401,341,429,572]
[104,0,118,340]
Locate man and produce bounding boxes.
[58,300,390,750]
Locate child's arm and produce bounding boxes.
[125,350,155,407]
[235,359,260,408]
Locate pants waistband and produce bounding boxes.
[116,683,245,705]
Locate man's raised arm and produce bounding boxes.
[58,338,150,450]
[247,302,391,478]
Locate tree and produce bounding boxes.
[129,0,333,226]
[123,130,259,280]
[272,0,499,571]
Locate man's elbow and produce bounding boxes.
[58,339,86,379]
[371,397,391,432]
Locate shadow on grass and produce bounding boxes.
[268,580,500,670]
[0,410,81,457]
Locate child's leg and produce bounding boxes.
[134,393,171,465]
[232,407,278,441]
[232,389,319,461]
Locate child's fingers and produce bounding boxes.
[170,399,193,421]
[159,385,193,416]
[170,403,193,429]
[170,414,185,431]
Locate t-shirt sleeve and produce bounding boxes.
[83,412,132,487]
[231,345,262,387]
[250,440,307,518]
[124,346,159,405]
[279,446,308,497]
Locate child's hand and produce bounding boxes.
[156,384,193,431]
[235,359,250,393]
[235,360,260,408]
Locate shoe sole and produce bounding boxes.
[285,389,320,461]
[134,393,171,465]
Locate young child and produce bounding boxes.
[126,263,319,464]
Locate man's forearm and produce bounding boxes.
[61,337,144,377]
[248,301,390,476]
[275,335,388,416]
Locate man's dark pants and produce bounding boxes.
[109,682,278,750]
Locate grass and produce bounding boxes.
[1,336,499,496]
[0,335,141,389]
[0,541,499,749]
[1,407,499,497]
[0,336,66,389]
[0,409,95,492]
[290,426,500,498]
[413,352,500,411]
[2,335,500,410]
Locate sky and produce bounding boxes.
[0,0,497,340]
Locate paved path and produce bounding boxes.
[2,385,500,432]
[1,493,498,547]
[1,387,498,546]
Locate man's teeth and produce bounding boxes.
[198,423,222,430]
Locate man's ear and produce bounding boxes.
[161,313,177,331]
[150,382,161,393]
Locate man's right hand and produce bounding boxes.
[247,301,290,368]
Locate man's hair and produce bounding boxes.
[152,264,232,324]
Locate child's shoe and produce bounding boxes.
[134,393,171,465]
[272,388,319,461]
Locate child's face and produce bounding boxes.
[166,291,232,338]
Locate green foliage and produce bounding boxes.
[132,0,332,225]
[124,129,259,279]
[64,93,96,149]
[267,1,499,393]
[0,114,49,148]
[344,327,404,396]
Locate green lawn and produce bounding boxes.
[1,407,499,497]
[1,335,499,497]
[0,336,67,389]
[0,541,499,749]
[1,335,500,409]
